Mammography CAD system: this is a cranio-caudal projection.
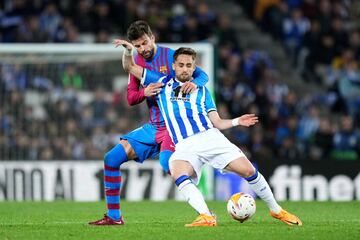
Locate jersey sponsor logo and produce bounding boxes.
[170,86,189,102]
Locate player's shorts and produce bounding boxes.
[121,123,175,163]
[169,128,246,185]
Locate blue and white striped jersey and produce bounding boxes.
[141,69,216,144]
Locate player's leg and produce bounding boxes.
[225,157,302,226]
[103,140,136,221]
[169,152,216,227]
[89,140,133,225]
[225,157,283,213]
[157,129,175,174]
[90,124,158,225]
[204,128,302,226]
[170,160,212,216]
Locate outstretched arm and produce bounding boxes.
[202,86,258,130]
[208,112,259,130]
[114,39,165,88]
[113,39,143,79]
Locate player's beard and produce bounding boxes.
[141,49,155,60]
[177,73,191,82]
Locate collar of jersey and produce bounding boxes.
[173,77,194,85]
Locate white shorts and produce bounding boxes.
[169,128,246,185]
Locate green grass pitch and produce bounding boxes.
[1,201,359,240]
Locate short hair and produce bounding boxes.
[173,47,197,62]
[127,20,153,41]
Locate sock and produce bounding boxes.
[104,144,128,220]
[175,175,211,215]
[246,171,282,214]
[159,150,172,173]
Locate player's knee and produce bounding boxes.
[242,166,256,179]
[169,160,193,180]
[119,140,137,160]
[104,144,128,168]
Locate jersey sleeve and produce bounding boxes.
[127,74,146,106]
[191,66,209,87]
[127,54,146,106]
[141,69,167,86]
[204,87,217,113]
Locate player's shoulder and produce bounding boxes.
[162,74,173,81]
[158,45,175,54]
[159,74,173,84]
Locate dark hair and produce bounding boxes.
[127,20,153,41]
[173,47,197,62]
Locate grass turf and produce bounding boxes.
[0,201,359,240]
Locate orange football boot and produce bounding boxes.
[185,214,217,227]
[270,209,302,226]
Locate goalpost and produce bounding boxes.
[0,43,215,200]
[0,43,214,91]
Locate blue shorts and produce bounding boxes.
[120,123,161,163]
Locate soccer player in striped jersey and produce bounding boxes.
[120,44,303,227]
[89,21,208,226]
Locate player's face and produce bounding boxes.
[172,54,195,82]
[131,34,156,60]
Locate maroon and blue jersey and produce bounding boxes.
[127,45,208,130]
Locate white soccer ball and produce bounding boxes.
[227,192,256,222]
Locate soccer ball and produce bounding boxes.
[227,192,256,222]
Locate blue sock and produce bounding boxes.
[245,170,259,182]
[104,144,128,220]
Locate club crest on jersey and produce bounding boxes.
[159,66,167,74]
[170,86,190,102]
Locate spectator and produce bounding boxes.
[309,117,334,161]
[282,8,310,65]
[39,2,63,40]
[91,87,109,125]
[15,15,49,42]
[331,116,360,161]
[61,65,83,89]
[338,61,360,116]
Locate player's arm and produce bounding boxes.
[192,66,208,86]
[127,72,164,105]
[127,74,145,106]
[208,111,259,130]
[114,40,147,105]
[180,66,209,94]
[114,39,165,87]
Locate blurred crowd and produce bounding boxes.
[0,0,216,43]
[234,0,360,161]
[1,0,359,161]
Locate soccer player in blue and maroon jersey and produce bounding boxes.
[89,20,208,225]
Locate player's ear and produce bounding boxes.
[172,63,175,71]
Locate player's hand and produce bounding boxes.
[180,82,197,94]
[113,39,134,51]
[238,114,259,127]
[144,83,164,97]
